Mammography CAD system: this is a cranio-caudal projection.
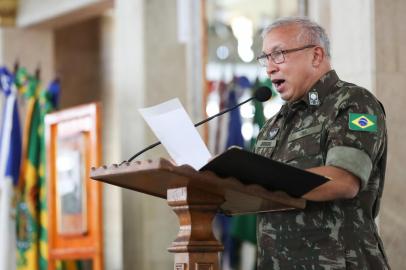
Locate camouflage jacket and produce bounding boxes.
[254,70,390,270]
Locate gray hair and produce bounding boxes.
[262,17,331,58]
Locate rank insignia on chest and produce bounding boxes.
[268,128,279,139]
[349,113,377,132]
[308,91,320,106]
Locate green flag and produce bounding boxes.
[228,79,276,269]
[16,71,42,270]
[15,70,63,270]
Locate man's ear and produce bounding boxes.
[312,46,325,67]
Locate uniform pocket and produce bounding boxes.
[288,124,323,142]
[283,125,323,163]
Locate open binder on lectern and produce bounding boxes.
[200,147,329,197]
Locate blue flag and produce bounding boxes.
[225,90,244,148]
[0,66,22,270]
[219,84,246,269]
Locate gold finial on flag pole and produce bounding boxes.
[0,0,18,27]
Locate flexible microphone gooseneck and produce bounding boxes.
[127,86,273,162]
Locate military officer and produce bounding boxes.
[254,17,390,269]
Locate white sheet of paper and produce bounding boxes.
[139,98,212,169]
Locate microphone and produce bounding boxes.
[127,86,272,162]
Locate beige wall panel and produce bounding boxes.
[144,1,187,107]
[376,72,406,268]
[2,28,54,84]
[374,0,406,268]
[55,18,102,109]
[329,0,374,92]
[307,0,330,31]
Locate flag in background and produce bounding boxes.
[207,80,229,155]
[227,80,271,270]
[15,68,81,270]
[226,78,264,270]
[38,79,60,270]
[230,79,275,270]
[215,77,254,270]
[210,76,276,270]
[250,79,267,149]
[220,81,246,270]
[0,66,22,270]
[15,70,43,270]
[15,70,66,270]
[225,89,244,149]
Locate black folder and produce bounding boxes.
[200,147,329,197]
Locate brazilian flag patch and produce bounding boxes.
[349,113,377,132]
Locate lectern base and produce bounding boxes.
[167,186,224,270]
[173,252,220,270]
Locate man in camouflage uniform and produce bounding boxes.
[254,17,390,269]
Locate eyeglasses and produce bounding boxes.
[256,44,316,66]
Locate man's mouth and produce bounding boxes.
[272,79,286,91]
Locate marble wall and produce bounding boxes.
[374,0,406,268]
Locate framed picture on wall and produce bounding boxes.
[45,103,103,270]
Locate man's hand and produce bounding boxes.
[302,166,360,201]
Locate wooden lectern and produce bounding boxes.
[91,158,305,270]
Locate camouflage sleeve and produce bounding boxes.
[324,87,386,191]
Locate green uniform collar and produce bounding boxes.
[301,69,340,107]
[279,70,340,116]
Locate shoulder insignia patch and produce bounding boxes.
[349,113,377,132]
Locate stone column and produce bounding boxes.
[112,0,146,269]
[114,0,189,268]
[374,0,406,268]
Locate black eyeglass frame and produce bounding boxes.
[256,44,317,66]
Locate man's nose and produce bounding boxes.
[266,60,279,76]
